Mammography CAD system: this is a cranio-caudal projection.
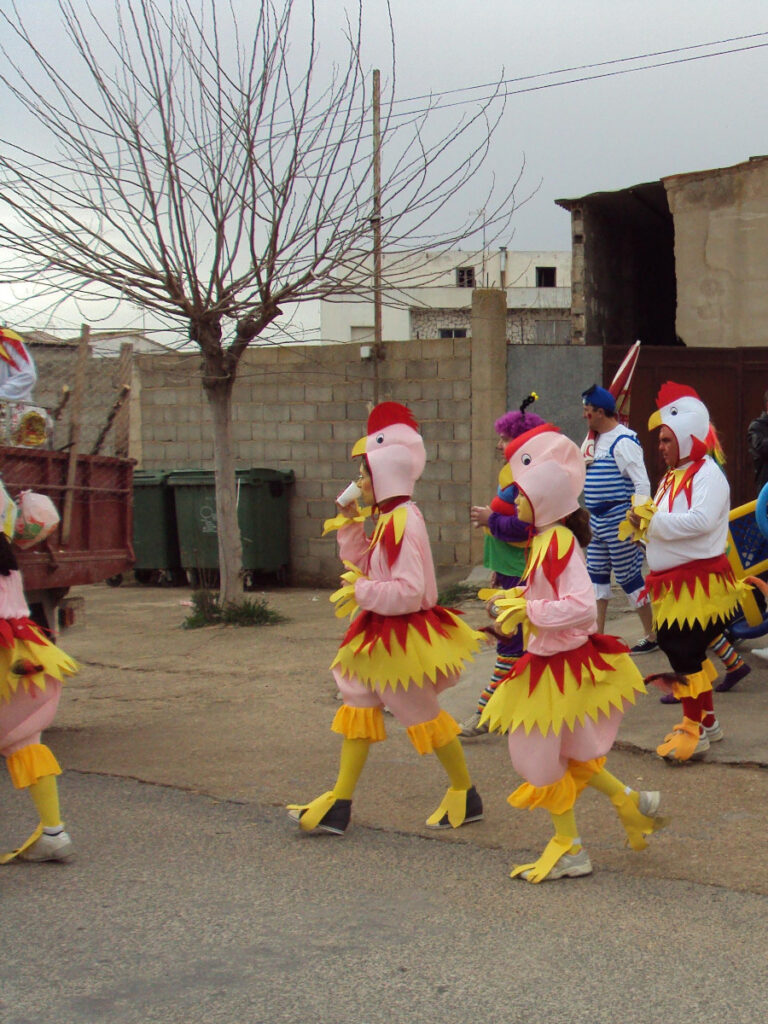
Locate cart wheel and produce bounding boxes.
[134,569,154,585]
[757,482,768,539]
[106,574,123,587]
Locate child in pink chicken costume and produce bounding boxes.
[0,488,77,864]
[479,423,667,882]
[288,402,483,836]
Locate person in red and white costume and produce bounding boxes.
[628,382,748,762]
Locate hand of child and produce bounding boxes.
[470,505,491,528]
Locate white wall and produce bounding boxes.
[320,249,571,343]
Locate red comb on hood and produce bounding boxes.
[367,402,419,434]
[656,381,701,407]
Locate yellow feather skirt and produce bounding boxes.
[479,634,645,737]
[331,606,483,691]
[0,618,78,704]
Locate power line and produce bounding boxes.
[392,30,768,105]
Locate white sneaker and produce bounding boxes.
[703,720,724,742]
[19,830,74,863]
[637,791,661,816]
[458,711,489,738]
[523,848,593,881]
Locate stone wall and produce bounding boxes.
[665,157,768,348]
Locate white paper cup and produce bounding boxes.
[336,481,362,507]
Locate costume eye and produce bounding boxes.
[374,433,385,444]
[521,453,532,466]
[669,406,678,416]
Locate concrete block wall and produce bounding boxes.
[134,337,475,586]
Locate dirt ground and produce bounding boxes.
[45,580,768,895]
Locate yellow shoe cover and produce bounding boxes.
[656,717,706,762]
[0,824,43,865]
[611,792,670,851]
[510,834,577,883]
[426,787,470,829]
[286,791,337,832]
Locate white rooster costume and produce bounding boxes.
[479,424,666,882]
[288,402,483,835]
[634,382,748,762]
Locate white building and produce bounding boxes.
[320,249,572,345]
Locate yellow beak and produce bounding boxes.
[499,463,514,490]
[351,435,367,457]
[648,409,662,430]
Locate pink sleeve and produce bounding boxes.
[336,522,372,570]
[354,514,431,616]
[526,549,596,632]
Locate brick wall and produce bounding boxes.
[134,337,475,585]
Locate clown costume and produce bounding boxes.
[288,402,483,835]
[479,423,667,882]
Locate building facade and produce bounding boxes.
[320,248,572,346]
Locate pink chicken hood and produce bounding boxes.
[499,423,585,529]
[351,402,426,503]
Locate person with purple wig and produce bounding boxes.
[461,394,545,737]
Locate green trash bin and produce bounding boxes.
[132,470,184,585]
[168,468,294,584]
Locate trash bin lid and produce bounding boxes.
[133,470,174,486]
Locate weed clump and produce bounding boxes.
[183,590,286,629]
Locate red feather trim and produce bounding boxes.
[0,617,47,648]
[372,514,406,567]
[656,460,704,510]
[367,402,419,434]
[498,634,630,696]
[641,554,734,604]
[340,605,463,651]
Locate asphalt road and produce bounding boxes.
[1,771,767,1024]
[2,582,768,1023]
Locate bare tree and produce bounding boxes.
[0,0,521,602]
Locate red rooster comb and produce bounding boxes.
[656,381,701,407]
[367,402,419,434]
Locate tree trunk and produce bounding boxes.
[205,382,244,603]
[195,318,244,605]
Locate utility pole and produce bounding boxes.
[372,68,383,404]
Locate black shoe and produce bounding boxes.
[631,637,659,654]
[289,798,351,835]
[427,785,484,829]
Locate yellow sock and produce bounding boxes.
[332,738,371,800]
[550,808,581,853]
[586,767,630,801]
[434,738,472,790]
[27,774,62,829]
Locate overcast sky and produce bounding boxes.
[366,0,768,250]
[1,0,766,338]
